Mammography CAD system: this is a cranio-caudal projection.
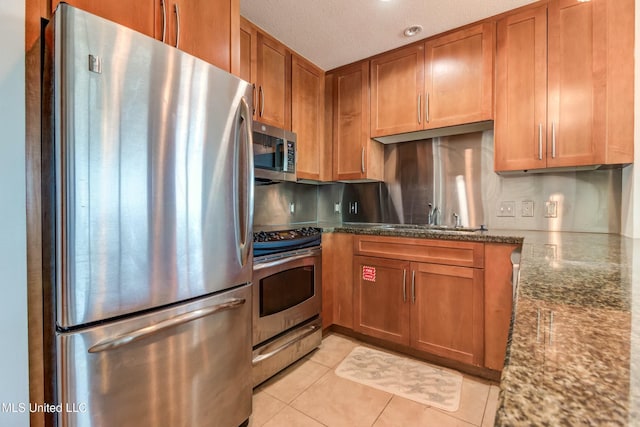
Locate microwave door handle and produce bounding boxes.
[282,141,289,173]
[235,97,253,267]
[275,141,284,171]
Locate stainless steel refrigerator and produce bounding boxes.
[42,4,254,426]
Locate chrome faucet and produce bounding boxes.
[427,203,440,226]
[427,203,434,225]
[453,212,462,228]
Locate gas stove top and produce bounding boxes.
[253,227,322,257]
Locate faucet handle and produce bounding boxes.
[452,212,461,228]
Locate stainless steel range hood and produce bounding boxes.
[372,120,493,144]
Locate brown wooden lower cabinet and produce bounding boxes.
[324,233,518,372]
[322,233,354,329]
[411,262,484,366]
[353,254,484,366]
[353,256,411,345]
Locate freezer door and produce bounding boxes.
[56,284,252,427]
[47,4,254,327]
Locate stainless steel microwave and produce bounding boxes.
[252,121,296,182]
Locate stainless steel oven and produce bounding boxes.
[252,228,322,386]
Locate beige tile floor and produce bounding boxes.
[250,333,500,427]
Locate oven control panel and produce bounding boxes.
[253,227,322,257]
[254,227,321,242]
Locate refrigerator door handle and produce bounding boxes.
[88,298,246,353]
[235,96,254,267]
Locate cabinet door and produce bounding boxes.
[411,262,484,366]
[323,233,354,329]
[332,62,371,181]
[546,0,606,167]
[53,0,156,37]
[424,23,494,129]
[292,55,325,181]
[163,0,237,72]
[240,18,257,116]
[353,256,411,345]
[239,17,255,83]
[370,45,424,137]
[494,5,548,172]
[255,32,290,129]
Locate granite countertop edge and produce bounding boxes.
[325,225,525,245]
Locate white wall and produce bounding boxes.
[0,0,30,426]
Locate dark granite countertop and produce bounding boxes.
[494,231,640,426]
[327,222,524,245]
[326,225,640,425]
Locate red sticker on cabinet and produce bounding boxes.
[362,266,376,282]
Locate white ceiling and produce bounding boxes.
[240,0,538,71]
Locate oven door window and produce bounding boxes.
[260,266,314,317]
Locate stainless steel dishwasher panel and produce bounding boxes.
[56,284,252,427]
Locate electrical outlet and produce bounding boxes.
[544,244,557,260]
[521,201,534,217]
[289,202,295,214]
[334,202,341,214]
[544,200,558,218]
[497,201,516,217]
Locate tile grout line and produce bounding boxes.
[369,394,395,427]
[286,366,338,427]
[287,405,330,427]
[478,383,493,427]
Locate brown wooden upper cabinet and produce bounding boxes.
[161,0,237,72]
[255,32,291,129]
[239,17,255,84]
[370,23,494,138]
[330,61,383,181]
[292,55,325,181]
[370,44,425,137]
[494,0,634,172]
[241,18,329,180]
[53,0,239,73]
[52,0,156,37]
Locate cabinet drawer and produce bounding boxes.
[353,235,484,268]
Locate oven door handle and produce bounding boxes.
[254,251,319,270]
[252,322,320,364]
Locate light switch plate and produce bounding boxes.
[521,200,534,217]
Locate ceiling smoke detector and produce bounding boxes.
[403,25,423,37]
